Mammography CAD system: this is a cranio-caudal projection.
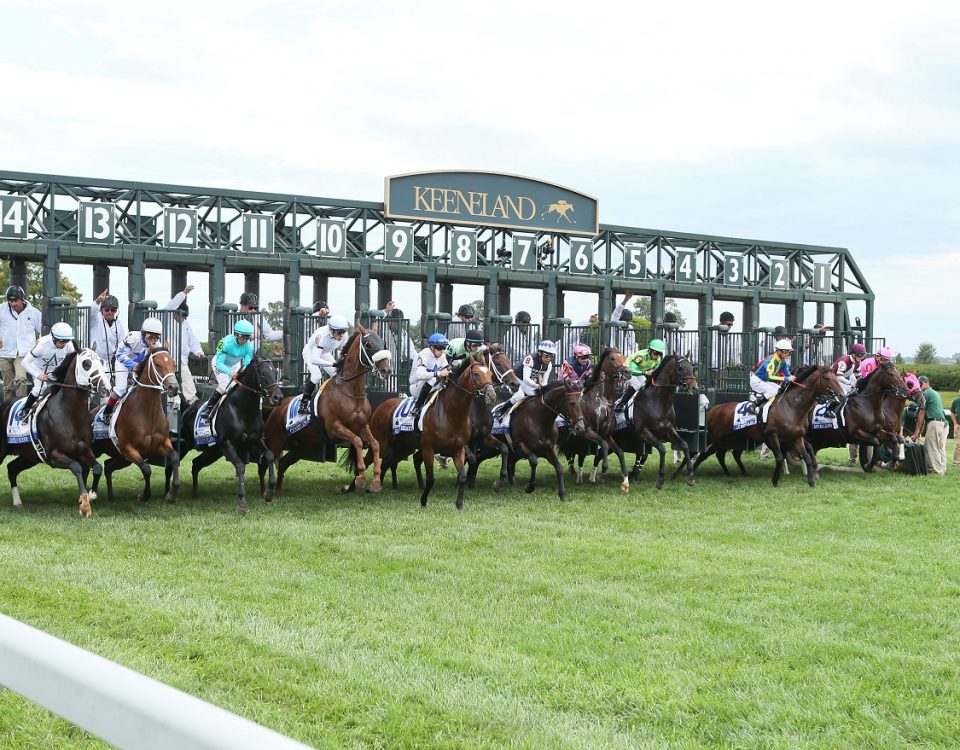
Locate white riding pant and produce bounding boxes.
[180,360,197,403]
[30,378,53,398]
[112,367,132,398]
[628,374,646,390]
[307,363,337,385]
[214,368,238,393]
[749,373,781,400]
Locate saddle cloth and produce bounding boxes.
[92,393,128,444]
[732,399,773,431]
[286,391,321,435]
[6,397,42,446]
[811,403,845,431]
[391,390,438,435]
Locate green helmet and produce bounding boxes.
[233,319,255,336]
[648,338,666,355]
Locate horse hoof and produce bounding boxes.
[620,480,629,493]
[79,495,92,518]
[88,491,97,501]
[164,492,178,504]
[12,498,22,508]
[456,499,463,511]
[656,478,664,490]
[368,482,382,494]
[355,477,367,491]
[262,491,274,502]
[137,493,147,504]
[687,477,696,487]
[420,498,428,508]
[524,485,535,494]
[493,480,502,492]
[575,475,583,486]
[235,504,248,515]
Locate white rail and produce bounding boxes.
[0,612,316,750]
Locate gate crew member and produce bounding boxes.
[558,344,593,385]
[445,328,486,363]
[748,338,795,412]
[506,310,535,366]
[446,303,476,341]
[101,318,165,420]
[18,322,76,422]
[238,292,282,345]
[200,319,256,418]
[409,333,451,422]
[164,285,206,405]
[89,290,127,384]
[831,342,867,396]
[0,285,42,400]
[491,339,557,420]
[300,314,349,416]
[615,339,666,410]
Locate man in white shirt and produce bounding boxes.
[0,285,43,399]
[239,292,283,346]
[164,284,206,405]
[89,289,128,387]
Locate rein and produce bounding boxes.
[132,350,177,391]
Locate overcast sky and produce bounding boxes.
[2,1,959,357]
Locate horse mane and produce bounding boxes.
[134,346,169,376]
[791,364,820,382]
[541,379,569,395]
[333,331,363,372]
[44,350,78,397]
[651,354,676,378]
[449,357,470,379]
[581,347,612,393]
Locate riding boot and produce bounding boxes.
[100,395,119,421]
[491,398,512,421]
[410,385,433,423]
[301,380,317,416]
[614,385,635,411]
[18,393,37,423]
[201,390,223,419]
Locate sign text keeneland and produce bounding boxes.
[413,186,537,221]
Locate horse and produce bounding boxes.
[88,347,181,503]
[805,363,921,472]
[690,365,844,487]
[613,355,700,489]
[260,327,392,497]
[346,359,495,509]
[165,355,283,514]
[0,349,111,517]
[490,379,586,502]
[558,346,631,492]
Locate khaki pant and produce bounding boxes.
[0,356,30,399]
[924,420,948,476]
[952,422,960,466]
[180,361,198,403]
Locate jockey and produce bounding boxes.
[558,343,593,385]
[615,339,666,410]
[89,290,127,378]
[446,328,486,363]
[748,337,795,411]
[200,319,256,418]
[300,314,349,416]
[857,345,893,380]
[831,342,867,395]
[409,333,451,421]
[101,317,164,420]
[19,322,76,422]
[491,339,557,419]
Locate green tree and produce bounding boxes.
[631,296,686,327]
[894,352,905,365]
[0,261,82,306]
[264,300,284,330]
[469,299,485,321]
[914,342,938,364]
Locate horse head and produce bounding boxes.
[794,365,845,407]
[244,355,283,406]
[652,355,699,392]
[456,358,496,405]
[543,380,585,434]
[138,347,180,396]
[358,328,393,380]
[483,343,521,389]
[597,346,630,383]
[73,348,112,398]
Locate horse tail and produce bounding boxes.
[0,396,14,461]
[339,442,359,473]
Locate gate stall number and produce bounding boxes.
[450,229,477,267]
[0,196,27,239]
[512,235,537,272]
[624,244,646,279]
[78,202,116,245]
[569,238,593,275]
[385,225,414,263]
[163,208,198,250]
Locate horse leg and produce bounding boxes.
[104,455,130,504]
[164,449,181,503]
[413,451,425,491]
[716,449,731,477]
[191,448,219,499]
[453,447,468,511]
[732,450,748,476]
[608,438,630,493]
[794,437,816,487]
[767,435,785,486]
[669,431,695,487]
[121,446,151,503]
[546,446,568,502]
[47,449,92,518]
[276,449,303,498]
[219,441,249,515]
[259,443,276,501]
[418,447,436,508]
[360,424,382,493]
[647,436,667,490]
[522,450,539,495]
[8,454,37,510]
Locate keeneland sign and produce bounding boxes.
[385,171,599,236]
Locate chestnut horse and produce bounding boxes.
[260,327,392,496]
[0,349,111,517]
[346,359,495,509]
[691,365,844,487]
[89,347,181,503]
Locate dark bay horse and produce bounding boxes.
[805,362,919,472]
[613,355,700,489]
[165,355,283,514]
[691,365,844,487]
[89,347,181,503]
[260,327,392,497]
[490,380,586,501]
[0,349,111,517]
[559,346,631,492]
[347,359,495,509]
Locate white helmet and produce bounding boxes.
[537,340,558,356]
[328,314,349,331]
[141,317,164,336]
[51,322,73,340]
[775,338,794,351]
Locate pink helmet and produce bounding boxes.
[851,343,867,356]
[572,344,592,357]
[877,346,893,358]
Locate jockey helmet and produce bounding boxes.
[457,303,476,318]
[537,340,557,356]
[101,295,120,310]
[312,300,329,314]
[328,314,349,331]
[232,319,255,337]
[851,343,867,356]
[50,322,73,340]
[239,292,259,308]
[877,346,893,359]
[465,328,484,345]
[5,285,26,301]
[573,343,592,357]
[775,338,794,352]
[663,311,677,324]
[648,339,666,355]
[619,308,634,323]
[514,310,531,325]
[428,333,448,348]
[141,318,164,336]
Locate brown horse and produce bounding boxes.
[260,327,392,497]
[346,359,495,509]
[691,365,844,487]
[88,347,181,503]
[0,349,111,517]
[614,355,700,489]
[559,346,631,492]
[805,363,920,472]
[491,379,586,501]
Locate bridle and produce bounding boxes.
[235,358,282,399]
[132,349,178,391]
[446,362,495,401]
[337,332,390,386]
[648,356,697,392]
[484,348,520,388]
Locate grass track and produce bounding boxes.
[2,445,960,749]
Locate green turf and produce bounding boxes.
[2,444,959,749]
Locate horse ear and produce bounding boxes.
[356,321,366,334]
